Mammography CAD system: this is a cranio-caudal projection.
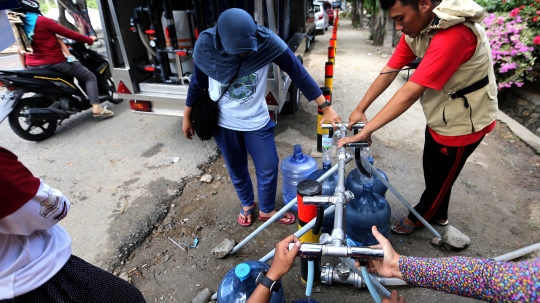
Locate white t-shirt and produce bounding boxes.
[0,180,72,299]
[209,65,270,131]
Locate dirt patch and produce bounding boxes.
[118,20,540,303]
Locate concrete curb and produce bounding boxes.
[497,110,540,154]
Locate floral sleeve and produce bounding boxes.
[399,256,540,302]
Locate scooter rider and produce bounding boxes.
[16,1,113,118]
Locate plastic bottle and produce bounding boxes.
[345,171,391,246]
[217,261,285,303]
[307,148,337,234]
[281,144,318,211]
[346,147,389,198]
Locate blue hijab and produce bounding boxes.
[22,12,39,42]
[193,8,288,83]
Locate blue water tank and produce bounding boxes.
[307,161,337,234]
[345,181,391,246]
[217,261,285,303]
[281,144,318,211]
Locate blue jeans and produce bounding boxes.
[213,121,279,213]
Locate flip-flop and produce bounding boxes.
[238,202,256,227]
[432,219,449,226]
[93,106,114,118]
[259,212,296,225]
[391,218,417,235]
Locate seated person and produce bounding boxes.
[0,146,144,302]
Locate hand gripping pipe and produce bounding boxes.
[290,242,388,301]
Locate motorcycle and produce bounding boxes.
[0,39,122,141]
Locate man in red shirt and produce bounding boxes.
[22,15,113,117]
[338,0,498,234]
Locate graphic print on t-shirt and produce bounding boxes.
[220,72,258,105]
[39,192,62,219]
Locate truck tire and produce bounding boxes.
[306,36,312,52]
[282,56,303,114]
[8,98,57,141]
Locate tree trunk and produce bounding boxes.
[371,7,386,45]
[57,0,96,36]
[351,0,360,27]
[359,0,365,28]
[76,0,87,10]
[58,5,79,32]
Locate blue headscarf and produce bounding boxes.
[193,8,288,83]
[22,12,39,42]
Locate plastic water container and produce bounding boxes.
[346,156,389,198]
[217,261,285,303]
[281,144,318,211]
[307,153,337,234]
[345,181,391,246]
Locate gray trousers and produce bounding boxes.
[38,61,100,105]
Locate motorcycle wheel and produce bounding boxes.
[8,98,58,141]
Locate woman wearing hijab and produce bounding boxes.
[182,8,341,227]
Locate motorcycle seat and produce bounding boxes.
[0,68,72,81]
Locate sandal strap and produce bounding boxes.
[396,218,416,230]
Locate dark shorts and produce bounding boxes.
[1,255,146,303]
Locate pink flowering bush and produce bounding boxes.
[482,2,540,90]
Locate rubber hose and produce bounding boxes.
[368,274,392,297]
[312,206,324,235]
[306,259,314,297]
[355,148,372,177]
[361,265,381,303]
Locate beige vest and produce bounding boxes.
[405,18,498,135]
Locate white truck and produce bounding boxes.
[96,0,318,122]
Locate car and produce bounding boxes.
[313,1,329,34]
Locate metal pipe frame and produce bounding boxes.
[289,243,384,261]
[230,155,353,255]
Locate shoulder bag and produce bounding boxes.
[191,60,243,141]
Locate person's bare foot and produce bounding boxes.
[238,203,256,226]
[391,217,417,234]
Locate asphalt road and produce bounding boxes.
[0,65,219,270]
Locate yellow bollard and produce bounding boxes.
[328,46,335,65]
[325,62,334,93]
[297,180,322,286]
